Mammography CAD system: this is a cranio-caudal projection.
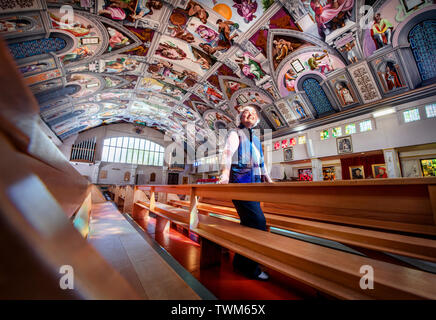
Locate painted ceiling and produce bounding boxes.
[1,0,435,147]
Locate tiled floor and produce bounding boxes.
[135,215,320,300]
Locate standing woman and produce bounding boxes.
[218,105,273,280]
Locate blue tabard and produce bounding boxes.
[229,127,265,184]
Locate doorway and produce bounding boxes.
[167,172,179,185]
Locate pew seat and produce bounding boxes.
[167,199,436,263]
[88,201,202,299]
[135,198,436,299]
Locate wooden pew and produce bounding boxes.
[168,197,436,263]
[131,182,436,299]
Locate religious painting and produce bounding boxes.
[264,105,287,130]
[323,167,336,181]
[372,163,388,178]
[203,109,234,131]
[156,35,215,75]
[66,73,104,98]
[222,79,249,99]
[233,50,268,83]
[124,26,155,56]
[330,74,359,107]
[196,82,224,104]
[283,147,294,162]
[233,89,272,108]
[0,0,44,13]
[23,69,62,86]
[261,79,280,100]
[301,0,356,42]
[361,0,430,57]
[271,35,311,70]
[275,99,297,126]
[29,78,63,94]
[117,74,139,89]
[298,168,313,181]
[349,165,365,179]
[286,94,310,121]
[193,103,211,115]
[147,58,199,89]
[47,0,97,12]
[370,52,406,94]
[420,159,436,177]
[103,24,134,53]
[277,50,345,96]
[48,9,104,65]
[334,32,362,64]
[139,77,186,100]
[18,57,57,77]
[0,15,42,38]
[336,135,353,154]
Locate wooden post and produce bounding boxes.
[123,185,134,215]
[428,185,436,227]
[155,216,170,233]
[149,186,156,212]
[189,187,199,229]
[200,238,222,268]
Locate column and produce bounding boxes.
[91,161,101,184]
[383,148,402,178]
[311,158,323,181]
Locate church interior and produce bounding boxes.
[1,0,436,301]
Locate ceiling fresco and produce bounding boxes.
[1,0,436,143]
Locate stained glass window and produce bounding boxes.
[408,20,436,81]
[320,130,329,140]
[274,141,281,150]
[102,137,164,166]
[289,138,297,146]
[345,124,356,135]
[332,127,342,137]
[298,136,306,144]
[302,78,335,117]
[403,108,420,122]
[281,139,288,148]
[359,120,373,132]
[8,37,67,60]
[425,103,436,118]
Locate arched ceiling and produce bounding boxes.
[2,0,434,146]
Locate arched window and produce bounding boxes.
[8,36,67,60]
[150,172,156,182]
[301,78,335,117]
[408,20,436,81]
[101,137,164,166]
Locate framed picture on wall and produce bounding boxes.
[372,163,388,178]
[349,165,365,179]
[283,147,294,162]
[336,135,353,154]
[420,159,436,177]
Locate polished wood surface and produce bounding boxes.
[126,182,436,299]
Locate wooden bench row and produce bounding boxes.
[167,198,436,263]
[127,180,436,299]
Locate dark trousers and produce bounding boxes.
[231,200,267,278]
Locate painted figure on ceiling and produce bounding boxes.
[169,25,195,43]
[309,0,354,40]
[371,13,393,50]
[0,19,29,33]
[198,19,238,55]
[235,51,265,81]
[335,81,354,105]
[156,41,187,60]
[269,110,283,127]
[384,61,402,91]
[99,0,137,21]
[130,0,163,21]
[307,51,332,74]
[339,41,358,63]
[196,25,218,42]
[284,68,298,92]
[62,46,94,63]
[107,27,130,52]
[293,100,307,119]
[273,38,294,68]
[187,0,209,24]
[49,12,93,37]
[233,0,258,24]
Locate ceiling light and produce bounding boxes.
[372,108,395,118]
